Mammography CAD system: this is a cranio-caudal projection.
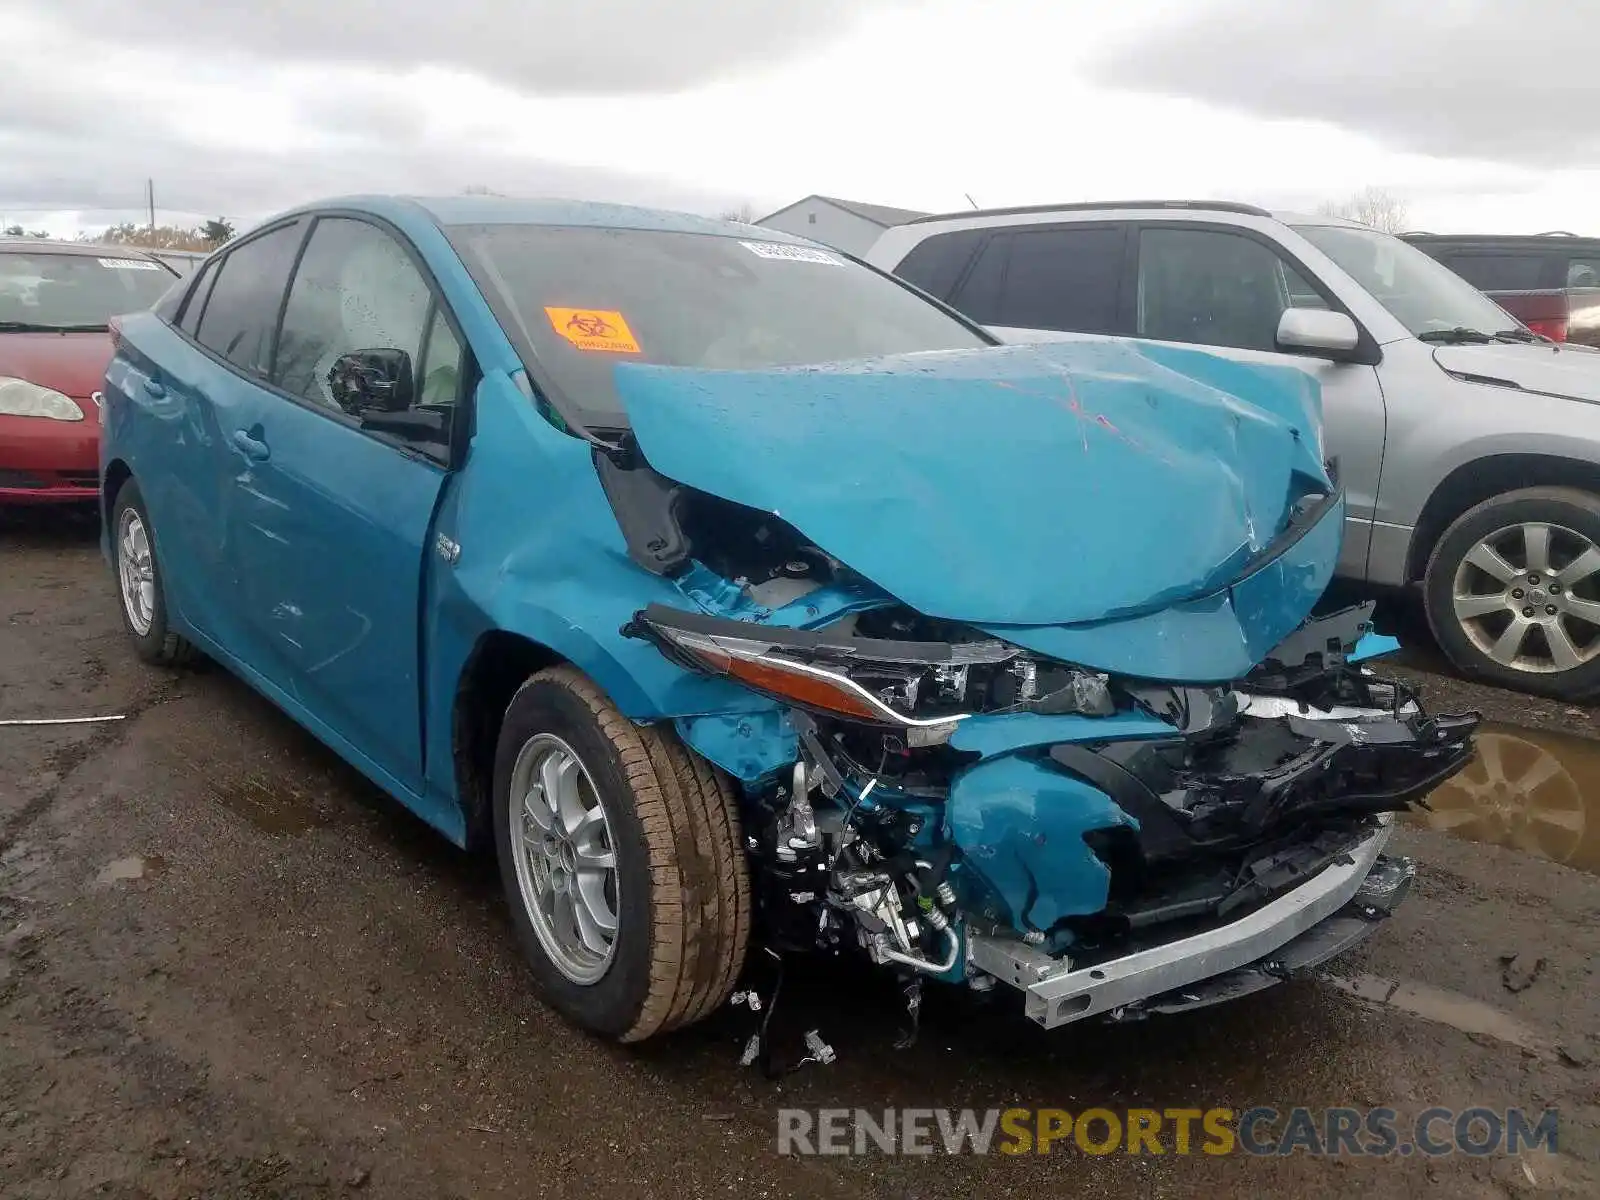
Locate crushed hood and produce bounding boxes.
[615,339,1331,630]
[1432,341,1600,402]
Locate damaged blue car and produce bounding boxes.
[101,196,1477,1043]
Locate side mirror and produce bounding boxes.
[1276,309,1361,360]
[328,348,413,414]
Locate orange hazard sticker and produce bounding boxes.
[545,307,641,353]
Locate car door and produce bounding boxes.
[228,214,466,798]
[1128,223,1388,580]
[135,221,306,650]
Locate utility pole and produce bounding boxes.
[147,180,155,233]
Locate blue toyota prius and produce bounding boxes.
[101,195,1474,1044]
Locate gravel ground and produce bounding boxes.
[2,508,1598,1199]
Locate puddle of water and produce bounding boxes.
[1325,973,1548,1052]
[94,854,167,886]
[1408,722,1598,875]
[210,776,329,836]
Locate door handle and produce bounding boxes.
[142,377,166,399]
[231,428,270,462]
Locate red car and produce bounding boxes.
[1,240,180,504]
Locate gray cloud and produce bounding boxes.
[1089,0,1600,168]
[0,38,742,225]
[26,0,919,95]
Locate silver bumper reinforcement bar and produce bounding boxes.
[966,818,1400,1029]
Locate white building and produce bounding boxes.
[755,195,928,257]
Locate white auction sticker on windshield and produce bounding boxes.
[739,241,844,266]
[98,258,163,270]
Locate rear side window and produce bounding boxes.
[195,222,304,376]
[1568,259,1600,288]
[952,226,1126,333]
[1442,253,1547,291]
[892,229,985,301]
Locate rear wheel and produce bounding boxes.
[492,666,750,1041]
[111,480,195,666]
[1424,486,1600,698]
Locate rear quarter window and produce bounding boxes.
[891,229,985,301]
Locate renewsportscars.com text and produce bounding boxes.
[777,1106,1559,1157]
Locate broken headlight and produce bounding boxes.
[627,604,1114,737]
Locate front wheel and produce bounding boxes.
[1424,486,1600,698]
[492,666,750,1041]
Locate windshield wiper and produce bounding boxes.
[0,320,109,333]
[1491,328,1543,344]
[1417,327,1494,344]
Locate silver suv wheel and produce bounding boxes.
[1451,520,1600,673]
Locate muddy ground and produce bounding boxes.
[2,508,1598,1199]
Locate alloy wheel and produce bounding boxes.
[117,507,156,637]
[507,733,619,985]
[1451,521,1600,674]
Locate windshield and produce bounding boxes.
[1293,223,1519,340]
[0,252,176,330]
[446,225,991,429]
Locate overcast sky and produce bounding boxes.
[2,0,1594,237]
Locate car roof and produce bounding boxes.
[1401,231,1600,248]
[281,194,818,245]
[0,238,168,261]
[894,201,1370,232]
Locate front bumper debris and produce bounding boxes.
[965,820,1409,1028]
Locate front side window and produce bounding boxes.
[1137,227,1301,352]
[275,218,434,411]
[1295,223,1517,339]
[417,308,463,407]
[194,223,304,375]
[0,252,176,331]
[446,225,989,430]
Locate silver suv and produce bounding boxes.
[867,201,1600,699]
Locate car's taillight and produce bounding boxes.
[1524,316,1569,342]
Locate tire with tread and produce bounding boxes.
[110,479,197,667]
[491,665,750,1041]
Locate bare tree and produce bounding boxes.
[717,202,758,224]
[1317,186,1410,234]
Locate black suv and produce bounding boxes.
[1403,232,1600,347]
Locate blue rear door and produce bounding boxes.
[223,214,467,804]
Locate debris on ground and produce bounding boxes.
[1501,952,1548,993]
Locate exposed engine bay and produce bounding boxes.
[607,446,1477,1031]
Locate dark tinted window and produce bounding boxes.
[892,230,984,300]
[194,223,303,375]
[274,218,434,411]
[447,225,988,429]
[1443,253,1547,291]
[1137,227,1293,352]
[955,226,1126,333]
[175,258,217,335]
